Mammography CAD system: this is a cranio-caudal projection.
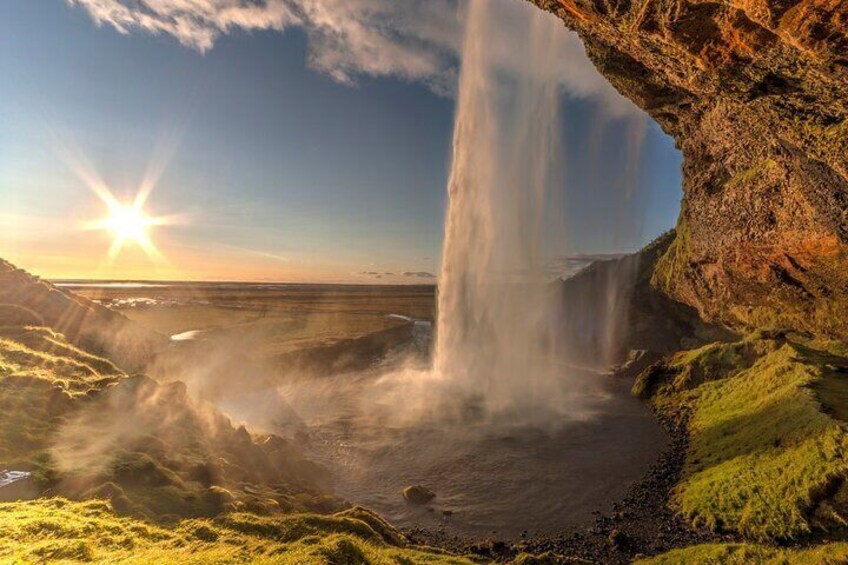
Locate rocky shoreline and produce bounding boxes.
[404,402,728,564]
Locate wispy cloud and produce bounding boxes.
[402,271,435,279]
[68,0,641,116]
[69,0,461,94]
[67,0,298,52]
[357,270,435,280]
[358,270,395,279]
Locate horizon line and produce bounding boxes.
[50,277,439,288]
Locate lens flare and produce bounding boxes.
[90,199,168,262]
[49,129,185,264]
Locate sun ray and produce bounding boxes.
[50,130,184,265]
[106,233,127,263]
[134,127,183,211]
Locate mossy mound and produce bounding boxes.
[0,259,167,370]
[641,333,848,541]
[0,328,122,464]
[637,542,848,565]
[0,327,338,520]
[0,498,474,564]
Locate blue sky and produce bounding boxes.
[0,0,682,282]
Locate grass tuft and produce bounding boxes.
[0,498,475,564]
[637,542,848,564]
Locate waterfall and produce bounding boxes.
[434,0,568,417]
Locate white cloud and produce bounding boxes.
[68,0,640,116]
[67,0,298,52]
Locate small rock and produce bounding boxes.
[403,485,436,505]
[442,509,453,516]
[608,529,627,548]
[490,540,508,555]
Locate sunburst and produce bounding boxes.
[53,131,184,264]
[89,195,170,262]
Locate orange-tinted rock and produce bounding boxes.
[531,0,848,338]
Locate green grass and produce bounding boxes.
[0,325,339,521]
[0,327,123,463]
[646,334,848,541]
[637,542,848,564]
[0,498,474,564]
[652,217,689,296]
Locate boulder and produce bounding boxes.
[402,485,435,505]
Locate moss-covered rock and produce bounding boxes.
[0,498,476,564]
[642,333,848,541]
[637,542,848,565]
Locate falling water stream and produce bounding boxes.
[291,0,668,539]
[434,0,566,417]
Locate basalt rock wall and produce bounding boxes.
[532,0,848,338]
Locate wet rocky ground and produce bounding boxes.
[404,404,732,564]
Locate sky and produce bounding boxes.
[0,0,682,283]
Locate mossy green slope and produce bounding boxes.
[637,542,848,565]
[0,327,122,465]
[0,498,473,564]
[0,325,338,520]
[677,340,848,540]
[639,332,848,562]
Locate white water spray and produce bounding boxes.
[434,0,571,417]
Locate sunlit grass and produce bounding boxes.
[637,542,848,564]
[0,327,122,464]
[648,335,848,541]
[0,499,473,564]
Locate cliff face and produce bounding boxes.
[532,0,848,338]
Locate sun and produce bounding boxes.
[58,133,184,265]
[85,195,173,263]
[98,200,168,262]
[104,203,156,244]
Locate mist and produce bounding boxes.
[130,0,644,435]
[38,0,661,539]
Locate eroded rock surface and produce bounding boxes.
[532,0,848,337]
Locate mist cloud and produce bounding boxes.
[549,253,630,279]
[68,0,641,116]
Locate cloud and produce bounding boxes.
[68,0,641,116]
[67,0,299,52]
[69,0,461,94]
[357,270,435,280]
[358,270,395,279]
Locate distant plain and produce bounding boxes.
[63,282,436,355]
